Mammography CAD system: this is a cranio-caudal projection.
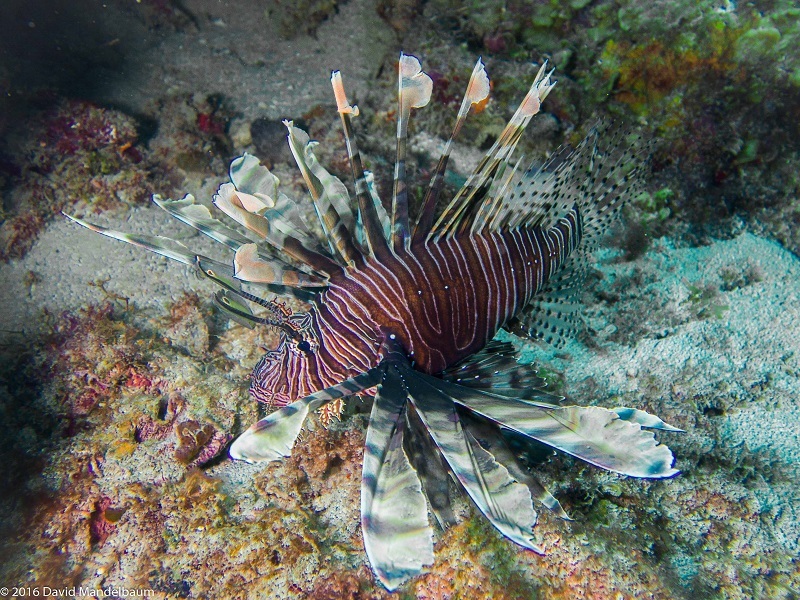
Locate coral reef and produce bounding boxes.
[0,101,156,260]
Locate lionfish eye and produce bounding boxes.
[297,340,311,353]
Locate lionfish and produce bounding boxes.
[67,54,679,590]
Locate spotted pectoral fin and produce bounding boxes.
[506,248,587,349]
[431,376,679,478]
[401,365,542,553]
[362,365,433,591]
[230,367,382,463]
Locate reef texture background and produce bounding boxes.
[1,0,799,598]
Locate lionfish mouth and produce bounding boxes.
[66,52,679,591]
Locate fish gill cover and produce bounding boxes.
[66,53,679,590]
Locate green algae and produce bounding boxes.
[463,516,539,600]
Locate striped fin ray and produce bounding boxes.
[501,123,649,242]
[504,125,645,350]
[364,171,392,241]
[425,374,679,478]
[412,58,490,245]
[401,364,543,552]
[213,290,257,329]
[491,145,577,232]
[65,210,326,294]
[285,121,362,266]
[152,194,255,250]
[229,153,337,261]
[331,71,391,258]
[403,404,456,529]
[63,215,318,330]
[63,214,200,266]
[570,125,650,247]
[471,155,524,235]
[229,366,383,462]
[154,161,335,279]
[361,365,434,591]
[392,54,433,252]
[193,255,313,326]
[430,62,556,240]
[151,194,327,291]
[213,182,341,277]
[212,289,303,333]
[156,188,331,283]
[459,410,569,519]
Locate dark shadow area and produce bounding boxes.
[0,342,60,563]
[0,0,157,134]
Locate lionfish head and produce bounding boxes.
[249,315,319,408]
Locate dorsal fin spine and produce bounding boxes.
[392,54,433,253]
[430,62,556,240]
[331,71,391,259]
[413,58,490,246]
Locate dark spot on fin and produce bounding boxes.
[506,249,587,349]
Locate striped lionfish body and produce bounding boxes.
[327,220,581,374]
[68,54,679,590]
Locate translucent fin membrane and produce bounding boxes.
[63,145,347,333]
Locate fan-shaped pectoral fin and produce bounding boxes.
[401,366,542,553]
[362,365,434,590]
[427,375,680,479]
[63,213,198,265]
